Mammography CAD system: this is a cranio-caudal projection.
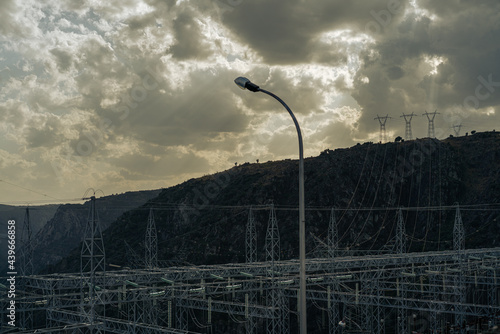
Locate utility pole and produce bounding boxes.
[400,113,418,140]
[374,114,391,142]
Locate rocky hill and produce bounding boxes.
[0,190,161,275]
[0,204,59,273]
[47,132,500,273]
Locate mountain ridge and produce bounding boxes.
[45,131,500,274]
[0,189,161,275]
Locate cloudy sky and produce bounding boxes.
[0,0,499,204]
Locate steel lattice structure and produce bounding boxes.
[1,206,499,333]
[374,114,391,142]
[2,247,499,333]
[423,110,440,138]
[400,113,418,141]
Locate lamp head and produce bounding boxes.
[234,77,260,92]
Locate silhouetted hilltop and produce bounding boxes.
[47,131,500,273]
[18,189,161,274]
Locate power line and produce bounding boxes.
[0,179,63,201]
[0,198,84,205]
[127,202,500,212]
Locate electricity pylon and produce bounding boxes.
[145,208,158,270]
[246,207,257,263]
[80,193,106,333]
[423,110,439,138]
[19,207,34,330]
[400,113,418,140]
[374,114,391,142]
[452,123,463,136]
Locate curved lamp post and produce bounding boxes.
[234,76,307,334]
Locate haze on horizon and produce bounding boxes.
[0,0,499,204]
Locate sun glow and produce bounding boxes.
[423,55,445,75]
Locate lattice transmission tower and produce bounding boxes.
[453,204,465,253]
[264,204,288,334]
[452,123,463,136]
[374,114,392,142]
[265,204,280,264]
[19,207,34,276]
[396,208,407,334]
[246,207,257,263]
[19,207,34,330]
[400,112,418,140]
[423,110,440,138]
[327,208,342,334]
[80,193,106,333]
[244,207,259,333]
[143,208,159,325]
[453,204,466,333]
[145,207,158,270]
[396,208,407,255]
[327,208,338,260]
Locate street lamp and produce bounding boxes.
[234,76,307,334]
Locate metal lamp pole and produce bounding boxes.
[234,76,307,334]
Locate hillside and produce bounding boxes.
[0,204,59,273]
[48,132,500,273]
[0,189,161,274]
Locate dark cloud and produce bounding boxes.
[349,0,500,137]
[233,67,326,116]
[2,0,500,203]
[310,117,357,149]
[112,149,211,180]
[170,10,213,60]
[107,67,250,149]
[68,37,132,110]
[221,0,408,64]
[386,66,404,80]
[25,125,63,149]
[50,49,73,72]
[417,0,500,17]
